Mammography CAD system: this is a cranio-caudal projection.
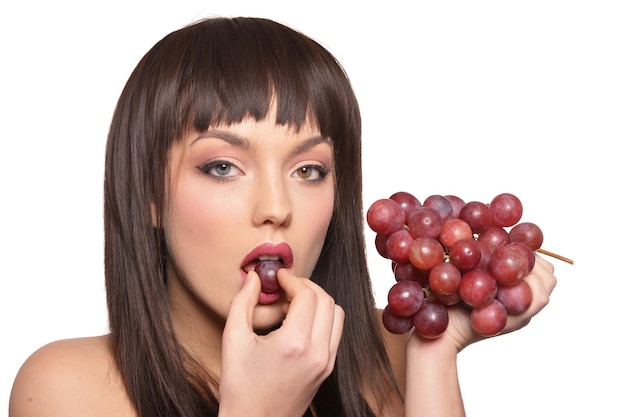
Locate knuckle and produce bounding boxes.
[283,338,308,357]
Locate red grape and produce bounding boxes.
[459,269,498,308]
[385,229,414,263]
[366,198,405,235]
[382,305,415,334]
[445,195,465,218]
[489,243,530,286]
[490,193,523,227]
[474,239,493,271]
[497,279,532,314]
[390,191,421,223]
[374,233,390,258]
[509,241,536,272]
[439,218,473,249]
[394,262,430,285]
[255,259,282,294]
[409,237,445,271]
[459,201,491,234]
[387,280,425,316]
[408,207,443,239]
[434,291,461,306]
[449,238,482,271]
[509,221,543,251]
[423,195,454,222]
[477,226,511,251]
[470,299,508,336]
[414,300,449,339]
[429,262,462,295]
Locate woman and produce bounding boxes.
[9,17,556,417]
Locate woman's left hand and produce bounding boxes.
[415,254,557,353]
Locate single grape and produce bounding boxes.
[385,229,414,263]
[429,262,462,295]
[413,299,449,339]
[388,280,425,317]
[497,279,532,314]
[382,304,415,334]
[459,201,491,234]
[394,262,430,285]
[439,218,474,249]
[509,241,536,271]
[489,193,523,227]
[477,225,511,251]
[366,198,405,235]
[434,291,461,306]
[255,259,282,294]
[458,269,498,308]
[407,207,443,239]
[489,243,530,286]
[423,195,454,222]
[470,299,508,337]
[390,191,422,223]
[408,237,446,271]
[509,221,543,251]
[474,240,493,271]
[449,238,482,271]
[374,233,390,258]
[444,195,466,218]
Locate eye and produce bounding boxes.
[197,160,242,179]
[292,164,330,182]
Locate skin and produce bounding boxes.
[8,105,558,417]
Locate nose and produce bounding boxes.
[251,176,293,228]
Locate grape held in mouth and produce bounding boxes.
[255,259,282,294]
[367,192,572,339]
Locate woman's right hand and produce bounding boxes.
[218,269,345,417]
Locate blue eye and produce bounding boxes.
[197,160,241,179]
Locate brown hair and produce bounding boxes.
[104,17,400,416]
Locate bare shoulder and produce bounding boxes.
[9,335,133,417]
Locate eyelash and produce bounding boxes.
[196,160,240,180]
[294,164,331,182]
[196,160,331,183]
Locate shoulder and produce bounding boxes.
[9,335,133,417]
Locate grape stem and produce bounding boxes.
[536,248,574,265]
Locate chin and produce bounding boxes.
[252,304,286,334]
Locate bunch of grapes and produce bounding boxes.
[367,192,558,339]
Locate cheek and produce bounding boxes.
[294,188,335,273]
[164,187,240,254]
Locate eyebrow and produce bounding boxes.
[191,129,250,149]
[288,134,331,158]
[192,129,330,157]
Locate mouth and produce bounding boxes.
[241,242,294,273]
[241,243,294,302]
[242,255,284,274]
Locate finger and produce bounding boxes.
[306,281,340,349]
[282,273,345,379]
[326,305,345,372]
[522,263,555,317]
[533,255,557,293]
[291,278,345,376]
[224,271,262,336]
[275,269,318,336]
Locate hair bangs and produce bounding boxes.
[154,17,347,140]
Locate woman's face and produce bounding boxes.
[162,106,335,334]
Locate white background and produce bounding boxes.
[1,1,624,416]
